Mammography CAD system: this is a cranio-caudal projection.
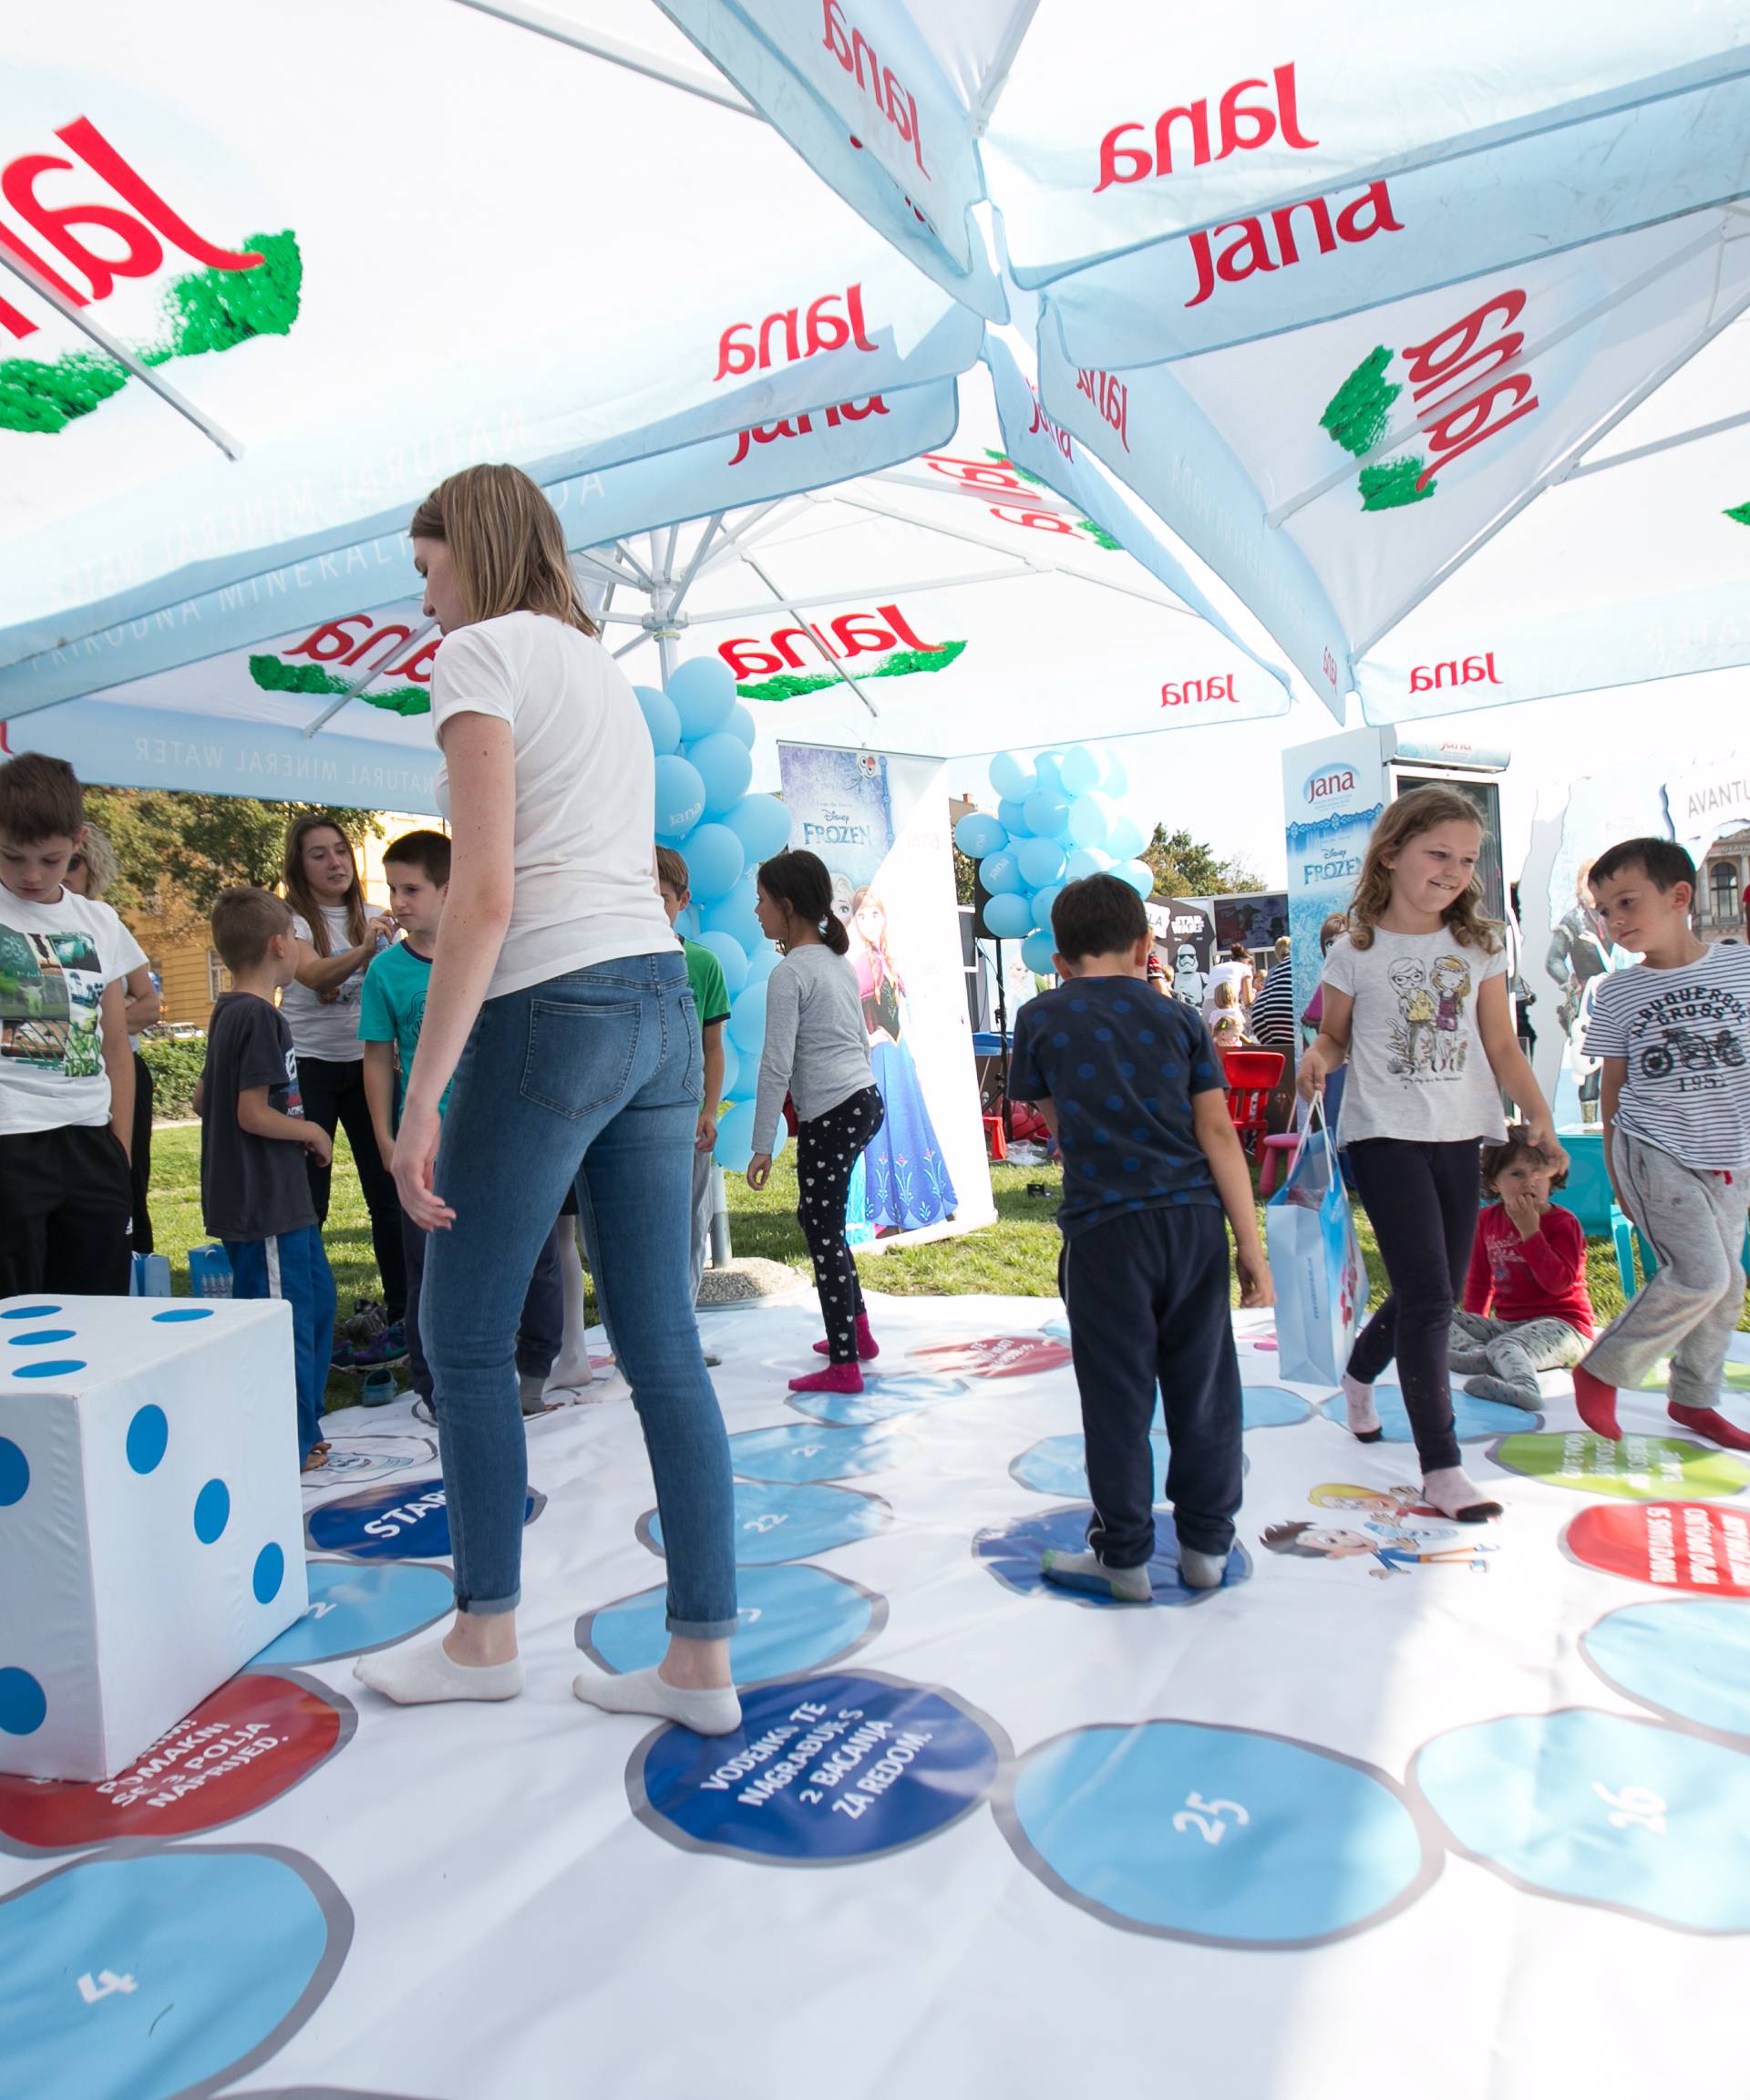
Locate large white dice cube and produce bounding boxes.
[0,1294,309,1781]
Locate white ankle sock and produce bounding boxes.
[1421,1466,1503,1521]
[571,1666,742,1737]
[353,1635,523,1705]
[1342,1373,1382,1438]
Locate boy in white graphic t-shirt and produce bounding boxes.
[1573,837,1750,1453]
[0,755,139,1294]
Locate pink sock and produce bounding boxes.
[1572,1364,1621,1441]
[788,1364,865,1395]
[814,1314,880,1362]
[1342,1374,1382,1442]
[1669,1401,1750,1452]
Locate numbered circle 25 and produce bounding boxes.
[639,1479,890,1565]
[0,1673,354,1854]
[1411,1707,1750,1931]
[578,1563,886,1687]
[632,1670,1006,1866]
[997,1721,1439,1947]
[0,1843,352,2100]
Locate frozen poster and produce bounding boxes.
[779,745,993,1239]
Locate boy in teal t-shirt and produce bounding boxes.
[360,830,563,1421]
[655,848,731,1313]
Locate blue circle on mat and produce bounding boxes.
[645,1479,889,1565]
[1241,1386,1312,1429]
[1041,1316,1070,1341]
[194,1478,231,1544]
[0,1437,27,1507]
[252,1544,285,1606]
[1413,1707,1750,1930]
[153,1307,214,1323]
[0,1305,58,1320]
[975,1504,1251,1607]
[582,1564,879,1684]
[305,1477,541,1560]
[1319,1385,1532,1442]
[1003,1722,1434,1945]
[638,1671,1000,1863]
[728,1422,911,1484]
[10,1360,84,1380]
[126,1405,169,1475]
[252,1559,453,1665]
[1011,1434,1172,1502]
[0,1668,46,1735]
[6,1330,74,1346]
[788,1374,967,1426]
[1581,1600,1750,1740]
[0,1848,342,2100]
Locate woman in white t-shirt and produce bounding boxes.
[280,816,404,1339]
[354,464,738,1737]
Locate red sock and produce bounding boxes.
[1572,1364,1621,1441]
[788,1363,865,1395]
[813,1315,879,1362]
[1668,1402,1750,1452]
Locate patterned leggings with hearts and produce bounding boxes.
[797,1085,886,1364]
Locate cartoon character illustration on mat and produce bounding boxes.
[850,887,958,1233]
[1308,1482,1424,1520]
[1174,942,1206,1009]
[1387,957,1436,1074]
[1261,1519,1495,1578]
[1429,955,1473,1072]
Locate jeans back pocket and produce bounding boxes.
[521,998,642,1120]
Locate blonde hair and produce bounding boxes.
[1213,979,1239,1008]
[71,821,119,898]
[1349,788,1502,954]
[409,464,598,634]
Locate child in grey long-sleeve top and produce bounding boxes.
[745,849,885,1395]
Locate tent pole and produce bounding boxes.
[993,937,1012,1142]
[447,0,757,113]
[740,553,882,718]
[301,619,439,738]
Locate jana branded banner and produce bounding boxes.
[1282,731,1388,1031]
[778,745,994,1240]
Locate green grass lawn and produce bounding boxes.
[150,1123,1691,1387]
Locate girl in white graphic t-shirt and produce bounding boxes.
[1297,788,1567,1524]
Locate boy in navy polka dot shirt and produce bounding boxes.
[1009,874,1271,1600]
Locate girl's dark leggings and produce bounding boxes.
[797,1086,885,1364]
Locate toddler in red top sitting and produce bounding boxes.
[1451,1129,1595,1408]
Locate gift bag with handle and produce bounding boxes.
[1265,1100,1368,1387]
[128,1251,171,1298]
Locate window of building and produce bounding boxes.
[207,948,231,1002]
[1712,861,1741,923]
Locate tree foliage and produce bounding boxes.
[1141,825,1264,901]
[83,788,381,943]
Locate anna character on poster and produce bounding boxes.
[850,887,957,1231]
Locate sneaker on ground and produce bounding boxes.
[351,1321,409,1370]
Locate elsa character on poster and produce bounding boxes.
[850,887,958,1232]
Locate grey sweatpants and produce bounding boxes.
[1448,1310,1588,1406]
[687,1143,715,1305]
[1584,1130,1750,1405]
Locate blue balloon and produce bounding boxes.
[726,981,769,1055]
[954,812,1006,860]
[683,821,745,902]
[1021,930,1058,974]
[633,685,682,756]
[1067,792,1113,849]
[1105,810,1146,861]
[689,731,754,817]
[653,754,706,842]
[1101,749,1130,796]
[718,1035,741,1098]
[990,751,1034,801]
[1057,746,1098,795]
[674,905,700,940]
[996,796,1030,839]
[698,929,747,997]
[703,876,763,953]
[725,702,757,749]
[1116,858,1157,898]
[1016,836,1065,888]
[725,792,791,864]
[1066,846,1115,880]
[1024,789,1069,839]
[743,942,780,986]
[980,850,1025,896]
[984,893,1034,940]
[667,657,738,739]
[1032,754,1064,796]
[715,1097,787,1174]
[1032,882,1065,932]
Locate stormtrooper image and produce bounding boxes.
[1175,942,1206,1008]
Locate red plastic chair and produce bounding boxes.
[1220,1049,1283,1154]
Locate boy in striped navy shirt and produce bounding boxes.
[1572,838,1750,1452]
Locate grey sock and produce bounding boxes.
[1178,1547,1229,1590]
[1040,1549,1153,1602]
[1465,1374,1541,1410]
[520,1371,557,1415]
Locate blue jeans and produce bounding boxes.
[424,952,736,1633]
[227,1225,337,1462]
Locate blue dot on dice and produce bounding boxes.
[10,1360,85,1379]
[153,1307,214,1323]
[1413,1708,1750,1930]
[0,1436,27,1506]
[6,1330,74,1346]
[126,1405,168,1474]
[1004,1721,1433,1945]
[194,1478,231,1544]
[0,1668,46,1736]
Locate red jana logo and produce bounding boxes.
[1409,653,1501,694]
[821,2,928,176]
[1095,63,1316,192]
[1075,366,1130,452]
[249,617,437,718]
[715,281,877,384]
[1161,674,1240,708]
[728,395,887,466]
